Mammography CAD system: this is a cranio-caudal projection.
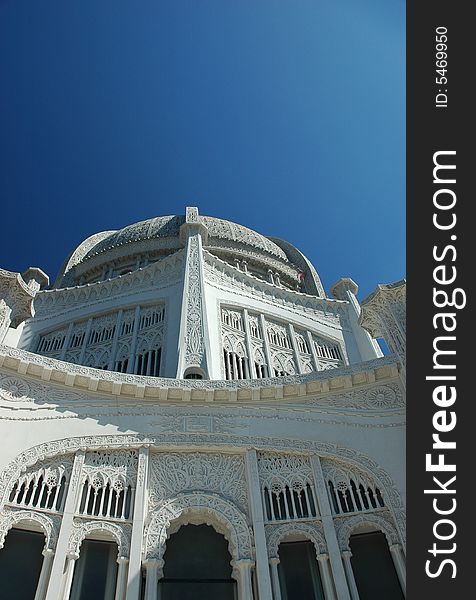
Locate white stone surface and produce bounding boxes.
[0,208,405,599]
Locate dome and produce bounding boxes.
[55,209,324,295]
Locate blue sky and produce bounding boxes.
[0,0,405,300]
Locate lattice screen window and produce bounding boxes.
[322,460,385,516]
[258,454,318,522]
[36,304,165,377]
[7,456,73,513]
[77,450,138,521]
[220,305,345,380]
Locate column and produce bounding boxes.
[125,447,149,600]
[235,559,254,600]
[60,323,74,361]
[341,551,360,600]
[176,208,212,378]
[316,554,337,600]
[389,544,406,596]
[34,548,55,600]
[268,558,282,600]
[78,318,93,364]
[45,451,85,600]
[242,309,257,379]
[330,278,382,362]
[108,309,123,370]
[259,314,274,377]
[306,330,320,371]
[114,557,129,600]
[310,456,351,600]
[61,553,79,600]
[288,323,303,374]
[127,306,141,374]
[245,449,273,600]
[143,559,163,600]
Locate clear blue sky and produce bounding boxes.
[0,0,405,300]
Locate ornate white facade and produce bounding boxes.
[0,208,406,600]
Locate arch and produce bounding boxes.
[68,519,130,558]
[0,434,405,549]
[336,512,400,552]
[144,492,253,562]
[0,509,58,551]
[267,522,326,559]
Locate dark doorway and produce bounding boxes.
[0,528,45,600]
[159,524,236,600]
[350,531,404,599]
[278,540,325,600]
[70,539,118,600]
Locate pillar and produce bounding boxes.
[389,543,406,596]
[114,557,129,600]
[127,306,141,374]
[61,553,79,600]
[45,451,85,600]
[125,446,149,600]
[316,553,337,600]
[235,559,254,600]
[288,323,303,374]
[310,456,351,600]
[268,558,282,600]
[245,449,273,600]
[259,314,274,377]
[143,559,163,600]
[176,207,212,378]
[34,548,55,600]
[341,551,360,600]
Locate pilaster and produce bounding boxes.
[245,449,273,600]
[45,450,85,600]
[125,446,150,600]
[310,455,351,600]
[176,207,212,378]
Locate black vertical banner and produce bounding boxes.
[407,3,472,598]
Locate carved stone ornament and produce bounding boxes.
[69,517,132,558]
[0,268,35,328]
[144,492,253,561]
[334,510,401,551]
[266,521,327,558]
[148,452,248,514]
[0,506,61,550]
[183,236,205,367]
[0,433,406,549]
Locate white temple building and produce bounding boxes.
[0,207,406,600]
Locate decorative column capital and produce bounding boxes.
[342,550,353,559]
[316,553,329,562]
[268,557,280,567]
[144,558,163,569]
[179,206,209,244]
[66,552,79,561]
[117,556,130,565]
[42,548,55,558]
[389,543,402,554]
[330,278,359,300]
[233,558,255,572]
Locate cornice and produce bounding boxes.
[0,344,401,404]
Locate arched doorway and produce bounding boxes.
[278,540,325,600]
[0,528,45,599]
[159,524,236,600]
[349,531,404,599]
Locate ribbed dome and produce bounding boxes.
[54,209,325,295]
[81,215,288,262]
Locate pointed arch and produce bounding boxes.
[145,492,253,562]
